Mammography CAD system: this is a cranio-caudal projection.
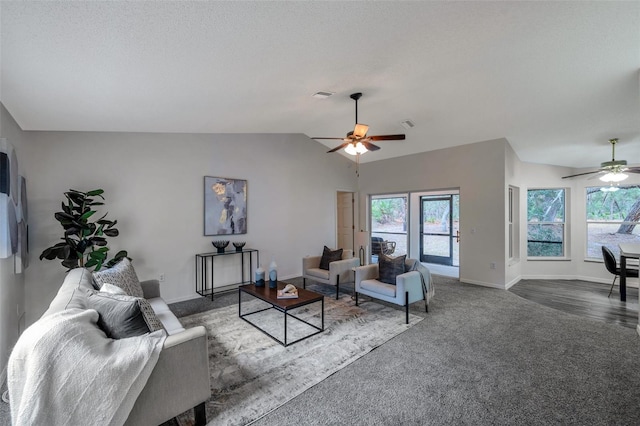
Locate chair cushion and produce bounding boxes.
[361,279,397,298]
[306,268,330,280]
[319,246,343,270]
[378,254,407,285]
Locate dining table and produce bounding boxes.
[617,242,640,302]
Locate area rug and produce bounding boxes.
[176,293,423,425]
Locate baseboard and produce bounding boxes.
[460,278,505,290]
[505,275,521,290]
[521,275,639,288]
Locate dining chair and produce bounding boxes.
[602,245,639,298]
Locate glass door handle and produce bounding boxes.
[455,230,460,243]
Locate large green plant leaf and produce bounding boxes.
[40,189,129,271]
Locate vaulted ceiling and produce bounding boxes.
[1,1,639,168]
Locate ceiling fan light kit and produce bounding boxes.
[599,172,628,183]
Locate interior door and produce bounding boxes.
[420,195,459,265]
[337,191,354,251]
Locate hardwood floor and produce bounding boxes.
[509,279,639,330]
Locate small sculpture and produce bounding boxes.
[232,241,246,252]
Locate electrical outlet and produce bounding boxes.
[159,273,165,282]
[490,262,496,270]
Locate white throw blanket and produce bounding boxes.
[8,308,166,426]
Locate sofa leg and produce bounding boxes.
[194,402,206,426]
[336,276,340,300]
[303,278,306,289]
[405,291,409,324]
[425,300,429,313]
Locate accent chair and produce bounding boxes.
[302,248,359,299]
[354,256,431,324]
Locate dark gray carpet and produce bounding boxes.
[249,277,640,426]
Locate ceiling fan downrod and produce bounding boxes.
[350,92,362,124]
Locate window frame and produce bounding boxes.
[585,185,640,261]
[526,187,569,260]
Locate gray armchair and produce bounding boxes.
[354,258,432,324]
[303,249,359,299]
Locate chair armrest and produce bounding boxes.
[126,325,209,426]
[328,257,360,284]
[140,279,161,299]
[396,271,423,304]
[355,264,379,290]
[303,255,322,272]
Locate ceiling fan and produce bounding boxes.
[562,138,640,182]
[312,92,405,155]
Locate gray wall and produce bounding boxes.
[24,131,357,325]
[358,138,507,288]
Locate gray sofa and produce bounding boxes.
[40,268,210,426]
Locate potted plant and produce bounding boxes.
[39,189,128,271]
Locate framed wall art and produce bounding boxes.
[204,176,247,236]
[0,138,19,260]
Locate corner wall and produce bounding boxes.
[358,138,507,288]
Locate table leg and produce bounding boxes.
[620,255,627,302]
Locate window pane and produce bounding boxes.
[587,223,640,259]
[586,185,640,260]
[586,186,640,220]
[527,224,564,257]
[371,196,407,258]
[527,189,564,222]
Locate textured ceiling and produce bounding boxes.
[1,1,639,168]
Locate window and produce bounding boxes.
[586,185,640,260]
[527,188,566,257]
[370,194,408,262]
[509,186,520,261]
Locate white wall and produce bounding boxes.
[518,160,640,283]
[24,131,357,324]
[0,104,27,378]
[358,138,507,288]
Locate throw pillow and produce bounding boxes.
[86,291,164,339]
[99,283,128,296]
[378,254,407,285]
[92,257,144,298]
[319,246,343,270]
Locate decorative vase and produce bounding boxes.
[233,241,246,252]
[255,265,265,287]
[212,240,229,253]
[269,260,277,289]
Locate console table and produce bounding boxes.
[195,249,259,300]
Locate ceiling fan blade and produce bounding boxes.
[561,170,602,179]
[313,137,348,140]
[369,134,406,141]
[361,141,381,151]
[327,142,350,153]
[625,167,640,174]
